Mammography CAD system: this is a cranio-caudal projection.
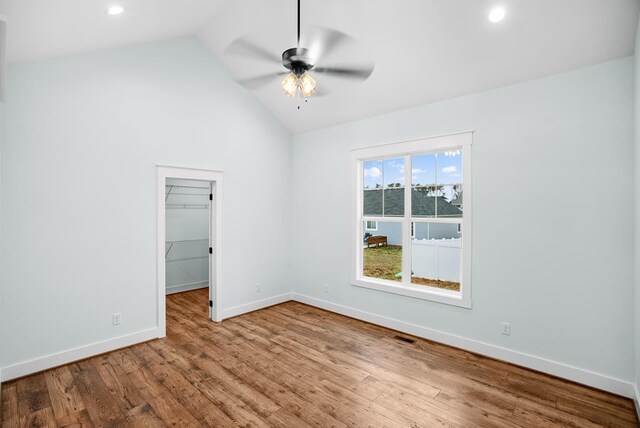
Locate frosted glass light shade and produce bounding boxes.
[281,73,298,97]
[299,72,316,98]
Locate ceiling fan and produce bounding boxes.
[224,0,374,107]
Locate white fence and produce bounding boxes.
[412,238,461,282]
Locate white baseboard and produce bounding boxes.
[634,384,640,422]
[0,293,291,383]
[166,281,208,295]
[2,292,634,403]
[221,293,292,320]
[292,293,635,398]
[0,327,161,382]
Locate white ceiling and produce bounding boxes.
[0,0,229,63]
[1,0,638,134]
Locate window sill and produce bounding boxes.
[351,278,472,309]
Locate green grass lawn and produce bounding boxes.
[363,245,403,282]
[363,245,460,292]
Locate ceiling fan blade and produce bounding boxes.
[313,66,374,81]
[311,86,330,97]
[225,38,282,66]
[311,29,350,63]
[236,72,284,90]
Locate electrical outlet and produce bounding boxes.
[113,313,122,325]
[501,322,511,336]
[256,283,261,293]
[324,284,329,293]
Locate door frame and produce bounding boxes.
[157,165,224,336]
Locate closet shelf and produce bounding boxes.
[165,238,209,245]
[166,239,208,245]
[166,256,208,262]
[166,204,209,209]
[165,239,209,258]
[166,184,211,201]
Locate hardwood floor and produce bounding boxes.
[2,288,638,427]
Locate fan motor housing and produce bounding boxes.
[282,47,314,76]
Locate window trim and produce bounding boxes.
[365,220,378,231]
[351,132,473,308]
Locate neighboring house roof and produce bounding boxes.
[450,192,463,207]
[363,188,462,217]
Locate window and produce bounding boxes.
[352,132,472,308]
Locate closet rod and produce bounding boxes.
[165,192,210,197]
[165,184,210,190]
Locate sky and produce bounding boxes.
[363,150,462,190]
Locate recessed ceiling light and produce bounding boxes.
[106,5,124,16]
[488,7,506,23]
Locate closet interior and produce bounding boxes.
[165,178,211,295]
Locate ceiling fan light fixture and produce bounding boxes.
[281,73,298,97]
[299,72,316,97]
[226,0,374,104]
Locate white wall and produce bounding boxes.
[292,58,635,384]
[0,37,292,372]
[634,11,640,405]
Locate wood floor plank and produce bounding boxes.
[161,317,349,427]
[512,403,602,428]
[55,408,95,428]
[1,288,636,427]
[67,360,126,425]
[131,343,245,427]
[96,353,146,411]
[266,407,315,428]
[21,407,56,427]
[15,373,52,420]
[1,384,20,428]
[44,366,86,419]
[556,394,638,427]
[316,378,430,428]
[124,367,202,427]
[123,403,164,427]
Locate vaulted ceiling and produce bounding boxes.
[1,0,638,133]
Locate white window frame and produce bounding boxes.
[365,220,378,231]
[351,132,473,308]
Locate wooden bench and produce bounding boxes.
[367,235,388,248]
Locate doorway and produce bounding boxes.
[157,166,223,335]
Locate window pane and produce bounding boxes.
[437,149,463,216]
[438,184,463,217]
[411,222,461,292]
[411,153,437,218]
[363,221,403,282]
[363,158,405,217]
[363,160,383,216]
[383,157,404,216]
